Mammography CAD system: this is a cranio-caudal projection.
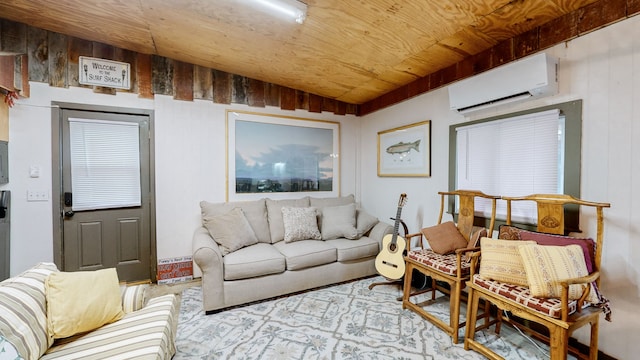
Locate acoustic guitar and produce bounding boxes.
[375,193,407,280]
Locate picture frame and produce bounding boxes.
[227,110,340,201]
[377,120,431,177]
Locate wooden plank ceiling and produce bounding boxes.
[0,0,601,105]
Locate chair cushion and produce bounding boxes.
[478,237,536,286]
[273,240,337,270]
[471,274,580,319]
[406,249,471,276]
[518,230,596,273]
[325,237,379,261]
[223,243,286,280]
[421,221,468,255]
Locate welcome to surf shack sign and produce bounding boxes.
[79,56,131,90]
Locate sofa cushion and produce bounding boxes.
[310,195,355,231]
[479,237,536,286]
[321,203,358,240]
[421,221,468,255]
[223,243,286,281]
[282,206,322,242]
[201,198,271,243]
[202,207,259,255]
[45,268,125,339]
[0,262,58,360]
[42,293,180,360]
[325,237,379,261]
[356,210,378,238]
[273,240,337,270]
[266,197,310,243]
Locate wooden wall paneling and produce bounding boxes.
[264,83,280,107]
[514,28,540,59]
[136,53,153,99]
[247,78,265,107]
[152,55,173,96]
[295,90,308,111]
[322,97,336,113]
[231,75,248,104]
[335,101,347,116]
[472,48,493,74]
[346,103,357,115]
[407,76,430,99]
[67,37,93,88]
[212,69,231,104]
[193,65,213,100]
[0,56,14,91]
[92,42,115,94]
[48,32,68,88]
[114,48,137,93]
[0,20,26,53]
[15,54,29,97]
[27,26,48,83]
[629,0,640,15]
[492,39,514,65]
[539,12,579,49]
[173,61,194,101]
[440,64,459,86]
[280,87,296,110]
[578,0,627,34]
[308,93,322,113]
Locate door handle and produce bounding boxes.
[64,210,75,218]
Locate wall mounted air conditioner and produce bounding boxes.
[448,53,558,114]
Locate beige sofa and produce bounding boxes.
[0,263,180,360]
[193,194,392,313]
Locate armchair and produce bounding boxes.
[464,194,611,360]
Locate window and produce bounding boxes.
[449,100,582,228]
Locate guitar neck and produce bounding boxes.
[391,206,403,243]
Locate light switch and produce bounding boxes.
[29,165,40,178]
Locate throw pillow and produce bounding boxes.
[356,209,378,238]
[202,207,259,256]
[200,198,271,243]
[463,227,487,262]
[266,197,310,242]
[421,221,468,255]
[518,229,596,273]
[45,268,124,339]
[498,224,522,240]
[518,244,599,304]
[478,237,536,286]
[310,195,355,232]
[281,206,322,242]
[321,203,358,240]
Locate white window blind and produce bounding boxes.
[69,118,141,211]
[455,109,564,223]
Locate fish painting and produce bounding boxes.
[386,140,421,155]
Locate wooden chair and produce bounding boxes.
[464,194,611,360]
[402,190,499,344]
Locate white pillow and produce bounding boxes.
[202,207,259,255]
[321,203,358,240]
[356,209,378,238]
[281,207,321,242]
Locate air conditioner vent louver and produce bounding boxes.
[448,53,558,114]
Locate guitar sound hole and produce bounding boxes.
[389,243,397,252]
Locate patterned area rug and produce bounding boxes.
[175,276,563,359]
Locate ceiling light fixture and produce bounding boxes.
[251,0,307,24]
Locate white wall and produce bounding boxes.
[4,84,358,277]
[359,16,640,360]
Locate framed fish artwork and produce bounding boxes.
[377,120,431,177]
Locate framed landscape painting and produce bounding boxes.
[377,120,431,177]
[227,110,340,201]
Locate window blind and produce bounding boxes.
[69,118,141,211]
[455,109,564,223]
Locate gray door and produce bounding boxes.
[59,108,153,282]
